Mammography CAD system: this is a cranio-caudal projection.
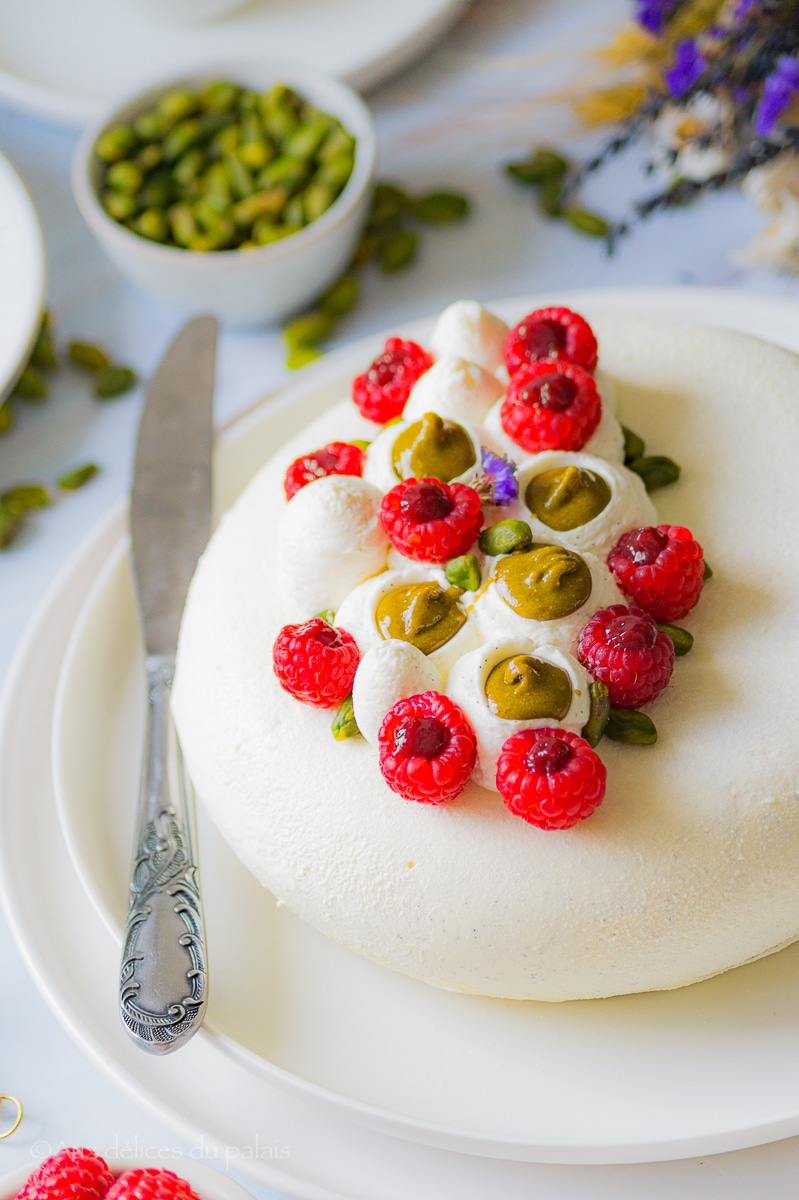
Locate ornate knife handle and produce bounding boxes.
[119,654,207,1054]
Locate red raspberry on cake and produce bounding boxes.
[352,337,434,424]
[504,307,598,376]
[499,360,601,453]
[608,525,704,622]
[496,728,606,830]
[379,691,477,804]
[284,441,366,500]
[18,1149,114,1200]
[380,477,484,563]
[578,604,675,709]
[273,617,359,708]
[105,1170,202,1200]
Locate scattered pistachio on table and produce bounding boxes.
[95,81,357,252]
[281,178,471,368]
[505,145,610,241]
[58,463,100,492]
[67,341,139,399]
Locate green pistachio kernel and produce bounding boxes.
[350,439,371,452]
[30,311,56,372]
[68,341,111,372]
[58,463,100,491]
[173,147,206,187]
[478,519,533,557]
[94,366,138,399]
[162,118,204,162]
[657,623,694,656]
[232,187,287,226]
[582,681,611,748]
[303,182,336,223]
[136,143,163,172]
[103,190,139,221]
[622,424,646,464]
[564,208,609,237]
[13,365,47,401]
[283,310,333,350]
[0,402,14,435]
[168,203,199,247]
[2,484,51,513]
[134,112,167,141]
[538,177,564,216]
[368,182,411,229]
[627,455,681,491]
[157,90,199,124]
[379,228,418,272]
[316,609,336,623]
[703,560,713,581]
[95,125,138,163]
[106,160,143,194]
[445,554,481,593]
[286,344,323,370]
[505,148,570,186]
[316,151,354,190]
[0,497,24,549]
[332,694,361,741]
[257,155,307,192]
[201,81,240,113]
[319,275,359,317]
[411,191,470,222]
[606,707,657,745]
[134,208,169,242]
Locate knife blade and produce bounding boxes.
[120,315,217,1055]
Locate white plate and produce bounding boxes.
[42,286,799,1167]
[5,290,799,1194]
[0,149,46,402]
[0,0,470,128]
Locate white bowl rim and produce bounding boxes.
[71,57,377,272]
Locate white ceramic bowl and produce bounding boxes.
[0,1153,254,1200]
[72,62,377,327]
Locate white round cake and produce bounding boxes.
[173,306,799,1002]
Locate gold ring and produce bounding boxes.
[0,1095,23,1139]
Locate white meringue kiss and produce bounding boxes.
[352,640,444,749]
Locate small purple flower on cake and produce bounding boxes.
[478,447,518,505]
[756,58,799,138]
[666,41,705,98]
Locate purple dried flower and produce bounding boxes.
[755,57,799,138]
[734,0,758,20]
[479,447,517,505]
[665,41,706,98]
[635,0,680,34]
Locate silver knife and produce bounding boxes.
[119,315,217,1055]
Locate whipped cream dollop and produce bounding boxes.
[515,450,657,558]
[277,474,389,616]
[353,640,444,748]
[446,638,592,789]
[403,356,504,426]
[430,300,510,375]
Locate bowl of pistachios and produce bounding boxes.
[72,61,377,326]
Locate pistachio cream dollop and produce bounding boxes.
[525,465,611,532]
[375,581,467,654]
[391,411,476,482]
[493,545,592,621]
[484,654,573,721]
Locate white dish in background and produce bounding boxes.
[0,0,471,128]
[36,288,799,1169]
[72,62,377,326]
[0,1155,255,1200]
[0,149,46,403]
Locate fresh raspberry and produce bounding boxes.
[284,441,365,500]
[504,307,598,376]
[105,1170,201,1200]
[273,617,359,708]
[380,477,484,563]
[578,604,674,709]
[500,360,601,453]
[352,338,434,424]
[608,525,704,622]
[496,727,606,830]
[18,1149,114,1200]
[378,691,477,804]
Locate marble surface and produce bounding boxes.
[2,0,799,1196]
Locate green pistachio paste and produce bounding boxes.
[391,411,476,481]
[485,655,572,720]
[525,465,611,532]
[375,582,466,654]
[494,545,592,620]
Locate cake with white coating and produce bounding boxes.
[173,300,799,1002]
